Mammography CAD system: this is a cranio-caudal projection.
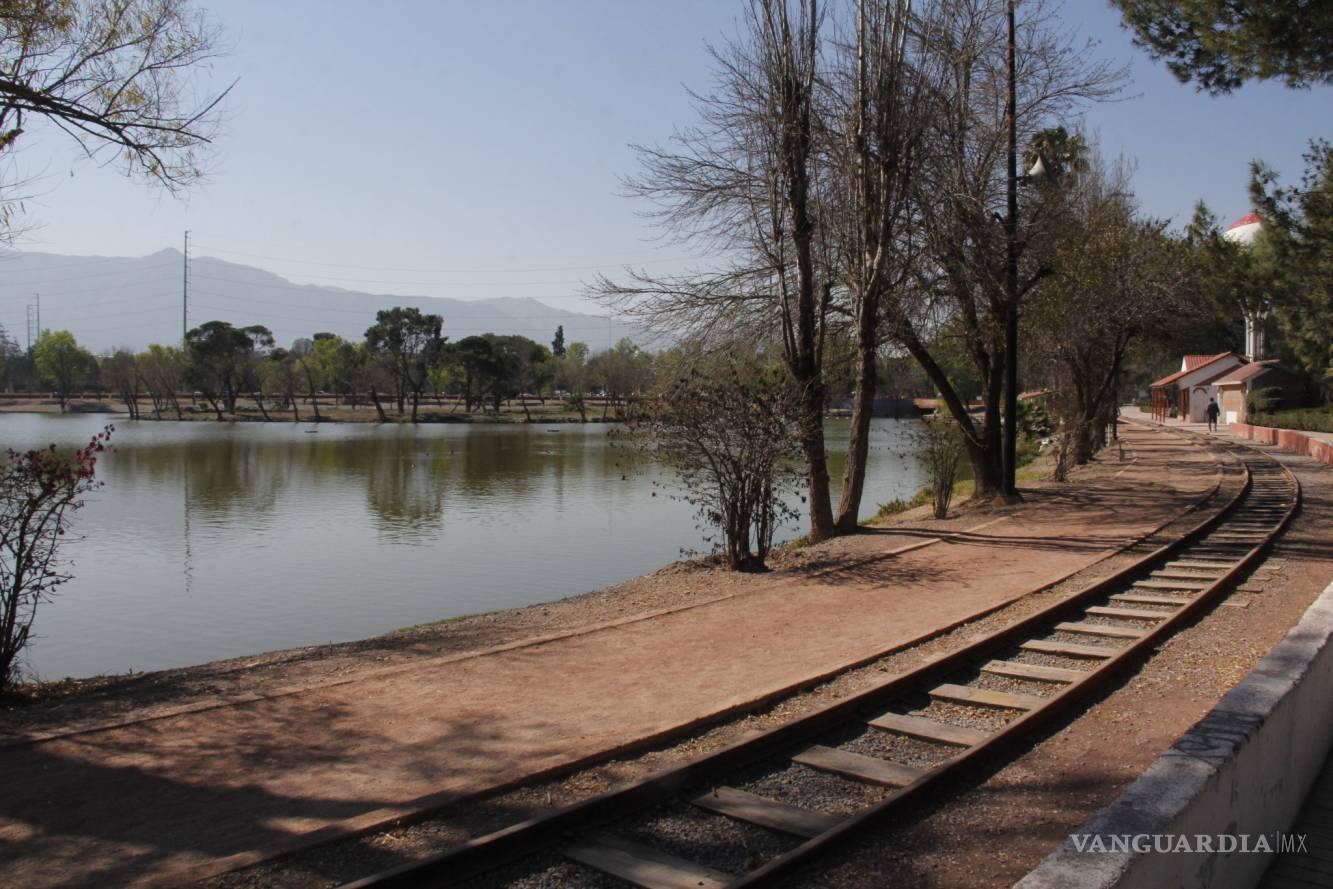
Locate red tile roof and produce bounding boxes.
[1227,212,1261,231]
[1150,352,1244,389]
[1183,352,1230,370]
[1215,361,1277,386]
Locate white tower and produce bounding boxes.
[1223,212,1266,361]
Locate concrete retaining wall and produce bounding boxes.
[1015,580,1333,889]
[1230,422,1333,467]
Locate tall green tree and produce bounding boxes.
[487,334,552,418]
[449,335,500,413]
[555,341,591,422]
[1250,141,1333,401]
[1112,0,1333,93]
[364,307,445,421]
[32,330,92,412]
[184,321,274,419]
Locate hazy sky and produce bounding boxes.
[4,0,1331,329]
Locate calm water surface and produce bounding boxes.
[0,413,925,679]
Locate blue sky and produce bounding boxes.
[6,0,1331,319]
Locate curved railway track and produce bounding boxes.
[340,427,1299,889]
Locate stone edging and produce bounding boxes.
[1231,422,1333,467]
[1014,579,1333,889]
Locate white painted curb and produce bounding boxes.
[1015,579,1333,889]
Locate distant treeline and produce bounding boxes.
[0,309,657,423]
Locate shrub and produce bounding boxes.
[1,426,111,692]
[1252,407,1333,433]
[919,416,965,519]
[875,486,933,519]
[1248,386,1284,416]
[630,353,800,571]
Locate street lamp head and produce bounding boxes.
[1027,154,1050,182]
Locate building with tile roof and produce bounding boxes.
[1149,352,1248,422]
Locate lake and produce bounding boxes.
[0,413,926,680]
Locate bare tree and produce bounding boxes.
[596,0,840,541]
[1029,154,1194,472]
[100,349,140,419]
[0,0,232,238]
[632,347,802,571]
[137,343,184,419]
[825,0,941,530]
[888,0,1122,498]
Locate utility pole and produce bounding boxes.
[25,293,40,353]
[182,230,190,345]
[1002,0,1020,498]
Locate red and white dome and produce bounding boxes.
[1223,212,1262,245]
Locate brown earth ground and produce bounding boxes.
[0,424,1217,888]
[780,429,1333,889]
[3,424,1306,889]
[194,427,1330,889]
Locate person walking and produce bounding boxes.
[1206,397,1220,432]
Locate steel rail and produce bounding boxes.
[337,429,1296,889]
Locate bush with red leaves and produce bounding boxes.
[1,425,112,692]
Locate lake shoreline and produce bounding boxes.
[0,398,614,424]
[0,411,931,694]
[0,487,989,734]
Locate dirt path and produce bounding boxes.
[0,426,1220,888]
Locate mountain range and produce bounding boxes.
[0,248,646,354]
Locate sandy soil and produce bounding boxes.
[0,424,1247,889]
[786,440,1333,889]
[191,434,1332,889]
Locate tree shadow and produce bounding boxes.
[0,695,566,888]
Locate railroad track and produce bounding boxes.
[341,429,1298,889]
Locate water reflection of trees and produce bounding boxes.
[105,440,286,518]
[95,424,672,541]
[361,437,448,541]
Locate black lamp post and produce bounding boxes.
[1002,0,1020,497]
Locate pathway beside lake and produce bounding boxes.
[0,424,1223,888]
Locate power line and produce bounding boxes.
[187,299,626,329]
[0,252,176,273]
[190,236,703,272]
[0,261,178,286]
[188,270,589,291]
[0,290,173,310]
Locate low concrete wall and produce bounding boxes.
[1230,422,1333,467]
[1015,580,1333,889]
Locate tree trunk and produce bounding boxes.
[965,433,1004,495]
[253,393,273,422]
[369,386,389,422]
[834,292,878,531]
[410,390,420,423]
[305,367,322,422]
[900,329,1003,500]
[794,375,836,542]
